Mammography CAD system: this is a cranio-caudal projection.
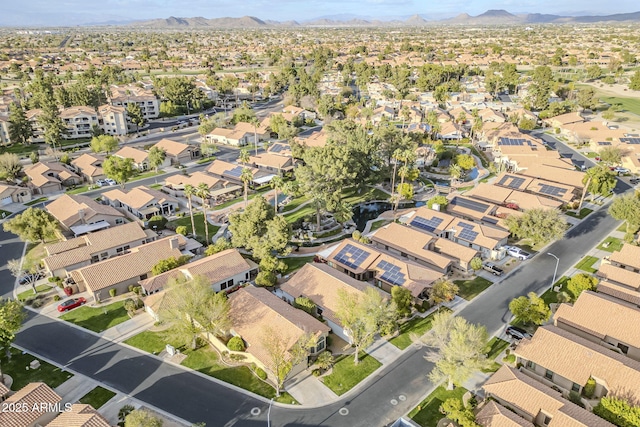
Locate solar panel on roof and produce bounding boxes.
[497,175,509,186]
[539,184,567,198]
[451,196,490,213]
[376,260,406,286]
[410,216,444,233]
[456,221,479,242]
[621,138,640,145]
[333,244,371,270]
[507,177,526,189]
[597,141,612,146]
[482,216,499,225]
[225,166,243,177]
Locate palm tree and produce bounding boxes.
[250,117,260,156]
[238,148,250,165]
[390,148,402,202]
[270,175,284,215]
[196,183,211,243]
[395,146,417,211]
[184,184,197,238]
[240,168,253,208]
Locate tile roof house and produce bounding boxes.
[98,103,128,136]
[597,262,640,292]
[514,325,640,403]
[70,153,106,184]
[46,194,125,234]
[70,235,186,301]
[295,129,328,148]
[152,138,200,165]
[554,291,640,362]
[483,365,614,427]
[113,146,153,171]
[465,182,563,211]
[493,173,577,203]
[206,160,262,185]
[277,262,383,343]
[248,152,294,175]
[0,382,62,427]
[475,400,534,427]
[206,127,252,146]
[25,161,81,195]
[163,171,241,202]
[228,285,330,381]
[0,183,32,205]
[43,222,156,278]
[609,243,640,272]
[46,404,112,427]
[140,248,258,297]
[324,238,444,299]
[102,185,179,221]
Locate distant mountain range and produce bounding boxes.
[122,9,640,28]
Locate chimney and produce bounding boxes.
[169,237,179,250]
[78,209,86,224]
[432,203,440,212]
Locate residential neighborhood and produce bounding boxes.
[1,7,640,427]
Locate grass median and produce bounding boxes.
[321,353,381,396]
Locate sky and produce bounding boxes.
[1,0,639,26]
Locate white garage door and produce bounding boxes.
[1,196,12,206]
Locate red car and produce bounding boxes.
[57,297,86,312]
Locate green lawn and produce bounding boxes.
[280,195,310,213]
[597,236,624,252]
[0,209,11,218]
[540,276,570,306]
[454,277,493,301]
[1,347,73,390]
[131,170,164,181]
[600,95,640,116]
[125,331,296,403]
[617,222,628,232]
[369,219,390,232]
[148,183,163,189]
[574,255,599,273]
[484,337,510,372]
[321,354,382,396]
[79,386,116,409]
[212,187,271,211]
[167,213,220,242]
[65,185,93,195]
[0,143,40,156]
[59,301,130,333]
[565,208,593,219]
[408,385,467,427]
[281,256,314,274]
[284,204,317,224]
[390,309,449,350]
[340,186,389,205]
[584,151,599,158]
[24,197,48,206]
[17,285,54,301]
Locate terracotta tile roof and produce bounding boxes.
[43,222,152,272]
[249,153,294,170]
[46,403,111,427]
[432,237,478,263]
[610,243,640,271]
[597,262,640,288]
[98,104,125,115]
[508,156,585,189]
[466,183,562,210]
[71,235,185,293]
[554,291,640,350]
[164,171,221,189]
[0,381,9,397]
[228,286,330,369]
[206,159,260,182]
[280,263,383,326]
[114,146,149,164]
[208,127,250,140]
[597,280,640,305]
[526,178,576,202]
[46,194,124,228]
[25,161,80,187]
[0,382,62,427]
[371,222,454,271]
[476,400,534,427]
[152,138,191,156]
[71,153,104,178]
[483,366,614,427]
[514,325,640,402]
[139,248,256,293]
[493,173,532,191]
[60,106,96,119]
[296,129,328,148]
[102,185,178,211]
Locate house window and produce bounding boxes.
[572,383,581,392]
[220,281,227,290]
[115,218,124,224]
[91,255,99,263]
[116,247,123,253]
[545,369,554,380]
[543,415,552,425]
[100,252,108,259]
[140,274,148,280]
[227,279,233,288]
[316,338,326,352]
[618,343,629,354]
[526,361,536,370]
[124,245,130,251]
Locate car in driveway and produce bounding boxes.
[482,262,504,276]
[57,297,87,312]
[95,179,106,187]
[104,178,117,186]
[506,326,532,341]
[506,246,531,260]
[614,167,629,175]
[630,177,640,185]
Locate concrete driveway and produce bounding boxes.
[366,337,402,365]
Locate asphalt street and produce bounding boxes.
[0,228,26,298]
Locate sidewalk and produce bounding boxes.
[99,314,155,343]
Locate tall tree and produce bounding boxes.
[528,65,553,110]
[504,208,567,246]
[126,102,145,131]
[424,312,491,390]
[336,287,397,365]
[7,102,33,145]
[3,207,58,243]
[567,273,598,300]
[430,279,459,308]
[38,97,67,152]
[0,153,23,181]
[90,134,119,155]
[509,292,551,325]
[0,298,27,382]
[8,258,40,295]
[103,156,135,188]
[184,184,198,238]
[269,175,284,215]
[238,148,250,165]
[598,146,624,165]
[240,168,253,209]
[608,193,640,234]
[124,409,163,427]
[583,166,617,197]
[148,146,166,173]
[196,183,211,243]
[159,275,230,350]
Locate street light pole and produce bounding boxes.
[547,253,559,288]
[267,397,274,427]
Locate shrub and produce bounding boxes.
[312,369,320,377]
[470,257,483,271]
[147,215,167,230]
[624,232,637,244]
[255,271,276,287]
[32,299,43,308]
[109,288,117,298]
[48,276,59,283]
[594,396,640,427]
[128,285,135,293]
[24,297,34,306]
[53,295,61,302]
[175,225,188,236]
[255,367,267,380]
[502,354,516,364]
[569,391,585,408]
[227,336,246,352]
[583,377,596,398]
[294,296,316,314]
[57,282,65,289]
